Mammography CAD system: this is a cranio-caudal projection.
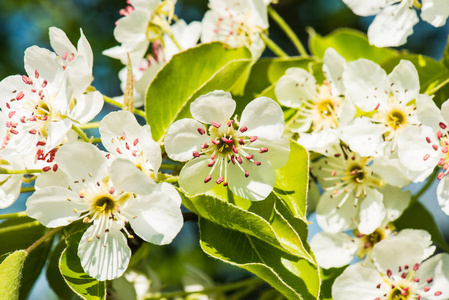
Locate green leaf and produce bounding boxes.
[381,54,449,108]
[308,28,397,64]
[274,140,309,220]
[0,250,27,300]
[318,267,345,300]
[47,239,77,300]
[199,218,320,300]
[0,217,53,300]
[145,42,252,142]
[60,231,106,300]
[394,201,449,252]
[442,35,449,70]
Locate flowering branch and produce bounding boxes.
[260,32,288,57]
[25,227,61,255]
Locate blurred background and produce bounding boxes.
[0,0,448,299]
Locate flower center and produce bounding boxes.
[93,196,116,214]
[389,286,410,300]
[386,109,406,130]
[317,99,335,118]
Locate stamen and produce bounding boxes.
[204,175,212,183]
[197,128,205,135]
[212,121,221,128]
[439,122,447,129]
[259,147,268,153]
[192,151,200,158]
[249,136,258,142]
[239,126,247,133]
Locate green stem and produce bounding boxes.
[267,6,308,56]
[163,176,178,184]
[167,31,183,51]
[103,95,146,119]
[80,122,100,129]
[0,220,41,234]
[25,227,60,254]
[0,211,27,220]
[426,77,449,96]
[411,167,438,203]
[21,186,35,193]
[144,277,263,300]
[91,138,102,144]
[260,32,288,58]
[160,164,176,170]
[0,168,42,175]
[72,125,90,143]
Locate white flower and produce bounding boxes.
[340,59,441,159]
[201,0,269,58]
[274,48,352,154]
[164,90,290,201]
[313,147,411,234]
[332,230,449,300]
[26,142,183,280]
[342,0,449,47]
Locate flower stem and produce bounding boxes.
[0,211,27,220]
[80,122,100,129]
[103,94,146,118]
[426,77,449,96]
[144,277,263,300]
[91,138,102,144]
[0,168,42,175]
[260,32,288,57]
[411,167,437,203]
[267,6,308,56]
[25,227,61,255]
[21,186,35,193]
[72,125,90,143]
[167,31,183,51]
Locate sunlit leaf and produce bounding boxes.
[0,250,27,300]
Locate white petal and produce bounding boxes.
[274,68,319,109]
[370,157,411,187]
[415,94,445,133]
[342,0,387,16]
[114,9,149,44]
[24,46,63,88]
[387,60,419,104]
[298,130,340,155]
[45,118,72,151]
[164,118,210,162]
[368,2,419,47]
[155,182,182,206]
[240,97,285,140]
[310,232,358,269]
[379,185,410,222]
[78,225,131,281]
[77,28,93,69]
[343,59,388,112]
[249,137,290,169]
[0,175,23,209]
[178,156,219,196]
[421,0,449,27]
[125,192,183,245]
[437,177,449,215]
[316,191,358,233]
[332,263,385,300]
[323,48,346,96]
[395,229,435,259]
[190,90,236,124]
[441,98,449,124]
[110,158,156,195]
[35,167,71,189]
[49,27,77,59]
[416,253,449,298]
[69,91,104,125]
[340,117,386,157]
[26,186,87,227]
[358,188,385,235]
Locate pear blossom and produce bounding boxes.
[342,0,449,47]
[313,147,411,234]
[333,230,449,300]
[164,90,290,201]
[340,59,441,160]
[201,0,269,58]
[26,142,183,280]
[274,48,354,154]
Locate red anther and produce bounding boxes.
[204,175,212,183]
[223,182,228,186]
[201,143,208,149]
[226,120,233,127]
[16,91,24,100]
[334,153,341,157]
[239,139,244,145]
[433,144,439,151]
[413,278,420,282]
[6,103,10,109]
[62,52,68,60]
[29,115,37,121]
[221,137,233,144]
[133,138,139,146]
[197,128,205,135]
[207,160,215,167]
[37,141,46,146]
[239,126,248,133]
[10,129,18,135]
[435,291,442,296]
[42,80,47,88]
[437,131,443,139]
[216,176,224,184]
[35,70,39,78]
[259,147,268,153]
[443,147,448,153]
[413,263,420,271]
[426,136,432,143]
[387,269,392,277]
[237,156,243,164]
[356,233,364,238]
[22,75,32,84]
[121,132,126,140]
[246,154,254,160]
[213,28,219,33]
[332,170,337,176]
[29,129,37,134]
[230,155,236,164]
[418,296,421,300]
[401,290,407,296]
[41,116,48,121]
[69,53,75,62]
[376,284,381,289]
[116,147,122,154]
[211,154,215,160]
[192,151,200,158]
[401,272,407,279]
[132,150,138,157]
[374,102,380,110]
[440,122,447,129]
[212,121,221,128]
[245,170,249,177]
[109,187,115,194]
[254,161,261,166]
[20,116,25,123]
[31,89,36,93]
[53,164,58,171]
[424,287,430,292]
[427,277,433,284]
[249,136,258,142]
[125,142,130,150]
[364,242,370,249]
[8,111,15,118]
[232,144,238,154]
[211,140,220,145]
[42,166,51,172]
[438,158,445,166]
[438,172,446,180]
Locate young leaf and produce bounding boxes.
[47,239,77,300]
[145,42,252,142]
[0,250,27,300]
[59,231,106,300]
